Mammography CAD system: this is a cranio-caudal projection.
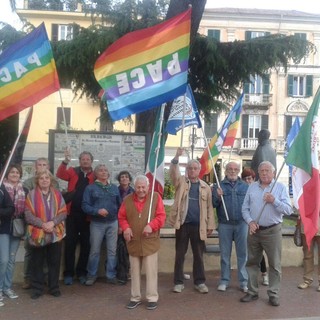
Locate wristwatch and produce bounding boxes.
[171,159,178,164]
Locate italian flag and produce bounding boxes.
[286,87,320,249]
[145,107,165,196]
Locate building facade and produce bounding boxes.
[16,4,320,185]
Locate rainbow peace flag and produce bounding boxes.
[199,94,244,178]
[94,9,191,121]
[0,23,60,121]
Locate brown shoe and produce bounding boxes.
[22,279,31,290]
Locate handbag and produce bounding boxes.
[12,218,26,237]
[293,219,302,247]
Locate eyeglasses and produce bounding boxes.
[227,168,239,172]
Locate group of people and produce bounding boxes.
[169,145,292,308]
[0,129,316,310]
[0,149,166,311]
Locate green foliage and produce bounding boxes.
[28,0,79,11]
[163,168,175,199]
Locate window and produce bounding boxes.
[287,75,313,97]
[52,24,74,41]
[245,31,270,40]
[294,33,307,40]
[244,75,270,94]
[207,29,220,41]
[56,107,71,129]
[242,115,268,138]
[204,114,218,138]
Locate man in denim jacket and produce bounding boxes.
[82,164,121,285]
[212,162,249,293]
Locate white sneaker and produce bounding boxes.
[217,284,227,291]
[173,284,184,293]
[241,286,248,293]
[0,292,3,301]
[3,289,18,299]
[0,301,4,307]
[195,283,209,294]
[262,274,269,286]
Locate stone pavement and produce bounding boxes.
[1,267,320,320]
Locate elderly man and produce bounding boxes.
[118,175,166,310]
[212,162,249,292]
[56,150,95,285]
[82,164,121,286]
[241,161,292,307]
[169,148,215,294]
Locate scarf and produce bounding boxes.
[3,180,25,217]
[25,187,66,246]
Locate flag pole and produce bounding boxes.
[58,89,69,148]
[147,104,166,223]
[255,160,286,225]
[200,126,229,221]
[180,93,187,147]
[0,107,33,186]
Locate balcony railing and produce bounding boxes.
[243,94,272,108]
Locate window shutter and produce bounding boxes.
[244,82,250,94]
[242,115,248,138]
[57,107,71,129]
[245,31,252,40]
[306,75,313,97]
[208,29,220,41]
[52,24,58,42]
[265,32,271,36]
[262,76,270,94]
[261,115,268,130]
[287,75,293,96]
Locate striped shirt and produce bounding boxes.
[242,179,292,226]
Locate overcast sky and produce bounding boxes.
[1,0,320,29]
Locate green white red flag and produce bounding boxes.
[285,86,320,249]
[145,108,165,196]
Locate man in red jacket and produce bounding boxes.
[56,149,95,285]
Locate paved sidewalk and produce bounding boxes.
[1,267,320,320]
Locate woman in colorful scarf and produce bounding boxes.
[25,169,67,299]
[0,164,28,306]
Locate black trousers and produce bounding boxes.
[31,241,62,295]
[63,212,90,278]
[174,223,206,286]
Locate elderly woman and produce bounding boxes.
[25,169,67,299]
[0,164,28,305]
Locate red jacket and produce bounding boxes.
[56,162,95,212]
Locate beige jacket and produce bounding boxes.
[168,162,215,241]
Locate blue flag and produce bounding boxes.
[285,117,301,158]
[166,84,202,135]
[285,117,301,195]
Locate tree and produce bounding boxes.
[0,0,315,167]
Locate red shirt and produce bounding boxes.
[118,192,166,232]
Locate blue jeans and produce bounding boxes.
[0,234,20,291]
[87,220,118,279]
[218,222,248,287]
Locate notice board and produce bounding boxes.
[49,130,150,190]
